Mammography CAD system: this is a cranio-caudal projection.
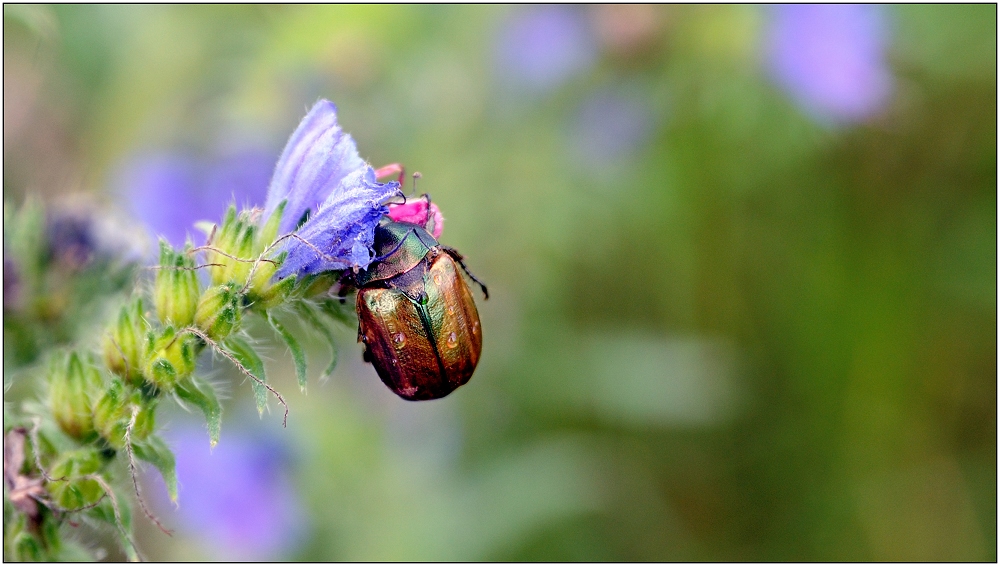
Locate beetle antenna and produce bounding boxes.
[411,171,422,196]
[441,246,489,299]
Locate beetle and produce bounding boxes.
[343,187,488,401]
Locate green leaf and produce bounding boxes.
[132,435,177,503]
[294,301,338,378]
[174,376,222,447]
[221,335,268,415]
[267,312,307,393]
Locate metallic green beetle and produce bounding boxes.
[350,216,487,400]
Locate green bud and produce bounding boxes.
[195,283,243,341]
[49,352,103,441]
[142,327,197,390]
[93,379,128,449]
[46,449,104,509]
[154,241,200,327]
[94,382,157,449]
[102,298,146,385]
[208,206,251,286]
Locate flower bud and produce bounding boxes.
[154,240,199,327]
[49,352,103,441]
[208,206,239,286]
[102,298,146,386]
[195,282,243,341]
[94,381,157,448]
[208,207,259,286]
[93,379,128,449]
[143,326,197,390]
[46,449,104,509]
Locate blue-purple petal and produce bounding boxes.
[117,153,201,248]
[152,421,305,561]
[264,100,368,235]
[117,148,272,249]
[495,5,597,94]
[275,167,399,277]
[765,5,893,124]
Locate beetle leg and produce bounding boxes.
[421,192,432,226]
[374,163,406,187]
[335,271,357,304]
[441,246,489,300]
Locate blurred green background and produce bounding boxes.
[3,4,995,561]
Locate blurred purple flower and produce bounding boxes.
[766,4,893,124]
[265,100,400,277]
[571,90,654,166]
[117,147,274,248]
[46,210,97,269]
[3,254,20,310]
[495,5,598,94]
[156,422,305,561]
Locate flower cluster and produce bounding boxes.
[3,99,401,561]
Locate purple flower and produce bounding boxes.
[495,6,598,94]
[46,209,99,269]
[766,4,894,124]
[264,100,400,277]
[117,147,274,248]
[152,422,306,561]
[570,90,654,166]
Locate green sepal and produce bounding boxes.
[208,205,239,286]
[87,482,137,562]
[49,351,103,441]
[220,335,268,415]
[93,378,128,449]
[251,265,294,312]
[194,282,243,341]
[154,240,199,327]
[296,271,340,299]
[267,312,307,392]
[46,449,104,510]
[259,200,286,248]
[317,297,357,327]
[143,326,198,389]
[294,301,338,378]
[132,435,177,503]
[103,297,147,385]
[174,376,222,447]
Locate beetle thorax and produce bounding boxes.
[356,219,440,287]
